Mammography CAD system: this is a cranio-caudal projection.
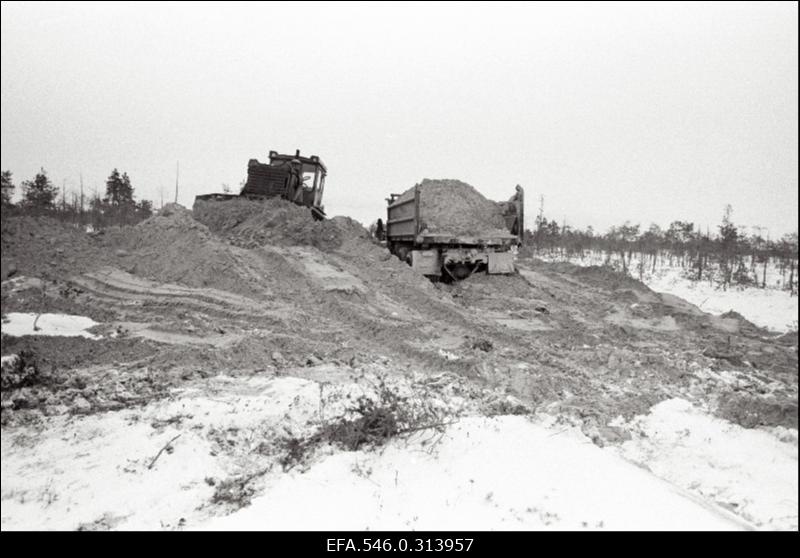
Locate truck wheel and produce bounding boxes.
[395,245,411,264]
[446,263,473,281]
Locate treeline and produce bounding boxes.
[525,201,798,295]
[1,168,154,229]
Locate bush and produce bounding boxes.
[0,350,39,391]
[279,377,449,471]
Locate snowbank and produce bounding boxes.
[201,415,746,531]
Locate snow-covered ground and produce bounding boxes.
[1,376,315,531]
[1,312,102,339]
[200,414,748,531]
[613,398,798,530]
[3,374,795,531]
[646,271,798,333]
[535,251,798,333]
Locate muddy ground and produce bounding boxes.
[1,202,797,430]
[1,201,797,529]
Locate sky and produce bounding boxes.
[1,1,797,237]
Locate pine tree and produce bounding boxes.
[1,170,14,206]
[104,169,135,207]
[718,204,739,288]
[21,168,58,209]
[102,168,139,225]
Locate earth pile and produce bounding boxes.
[394,179,511,237]
[193,197,366,251]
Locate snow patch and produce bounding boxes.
[615,398,798,530]
[1,354,20,367]
[1,312,102,339]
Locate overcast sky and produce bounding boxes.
[2,1,797,237]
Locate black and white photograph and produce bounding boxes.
[0,1,797,534]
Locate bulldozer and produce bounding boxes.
[195,149,327,220]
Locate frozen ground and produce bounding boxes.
[646,271,798,333]
[2,209,796,531]
[4,375,781,531]
[536,251,798,333]
[1,376,315,531]
[614,398,798,530]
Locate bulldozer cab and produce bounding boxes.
[195,149,328,220]
[265,150,327,210]
[236,149,327,219]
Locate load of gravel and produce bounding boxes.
[393,179,511,237]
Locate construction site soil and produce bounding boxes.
[1,200,797,437]
[395,179,511,236]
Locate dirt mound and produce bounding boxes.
[565,263,656,293]
[334,235,439,298]
[108,206,258,296]
[719,310,763,333]
[1,334,156,377]
[395,179,510,237]
[717,392,798,429]
[193,197,367,251]
[1,213,108,280]
[158,202,189,217]
[774,329,798,346]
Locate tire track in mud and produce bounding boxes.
[225,244,501,374]
[70,267,299,326]
[66,250,486,373]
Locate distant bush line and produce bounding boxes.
[524,202,797,295]
[1,167,154,230]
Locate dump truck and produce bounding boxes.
[385,183,524,280]
[195,149,327,220]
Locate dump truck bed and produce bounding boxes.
[386,183,521,246]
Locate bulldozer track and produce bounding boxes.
[69,267,296,325]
